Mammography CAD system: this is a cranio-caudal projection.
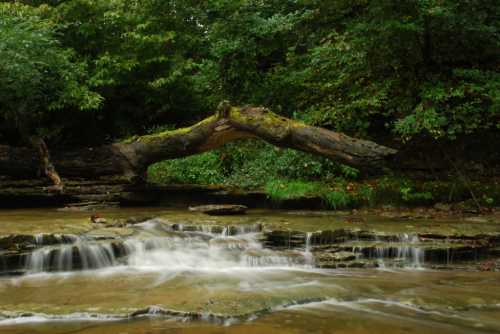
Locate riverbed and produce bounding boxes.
[0,208,499,333]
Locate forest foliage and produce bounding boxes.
[0,0,499,197]
[1,0,498,145]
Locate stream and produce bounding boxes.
[0,208,500,333]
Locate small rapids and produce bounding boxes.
[370,233,425,269]
[26,242,117,272]
[1,209,500,334]
[21,220,439,274]
[24,221,312,274]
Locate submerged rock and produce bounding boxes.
[188,204,248,215]
[85,227,135,239]
[58,202,120,212]
[125,216,155,225]
[0,233,76,250]
[0,235,35,250]
[103,216,155,228]
[169,223,262,236]
[91,217,108,224]
[314,251,357,268]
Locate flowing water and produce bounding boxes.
[1,208,500,333]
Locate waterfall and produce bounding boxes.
[201,225,212,234]
[20,223,433,274]
[372,233,424,269]
[34,234,44,245]
[26,240,118,273]
[305,232,312,252]
[397,234,424,268]
[373,234,386,268]
[23,224,312,274]
[303,232,314,266]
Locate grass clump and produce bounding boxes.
[264,178,363,210]
[264,180,322,201]
[322,190,352,210]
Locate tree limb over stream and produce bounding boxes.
[0,103,397,184]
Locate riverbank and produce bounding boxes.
[2,176,500,213]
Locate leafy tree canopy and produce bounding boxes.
[0,3,101,143]
[1,0,499,145]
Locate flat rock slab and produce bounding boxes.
[58,202,120,212]
[188,204,248,215]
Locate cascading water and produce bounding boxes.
[26,239,118,273]
[397,233,424,268]
[124,231,308,270]
[303,232,314,266]
[3,210,500,334]
[21,219,433,274]
[24,222,310,274]
[372,233,424,269]
[34,234,44,245]
[305,232,312,251]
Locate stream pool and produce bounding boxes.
[0,208,499,333]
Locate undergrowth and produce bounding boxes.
[147,140,500,209]
[264,180,323,201]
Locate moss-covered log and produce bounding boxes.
[0,103,397,182]
[127,104,397,172]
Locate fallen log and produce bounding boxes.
[0,102,397,182]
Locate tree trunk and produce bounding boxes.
[0,103,397,182]
[30,137,64,192]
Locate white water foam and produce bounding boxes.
[0,312,121,325]
[374,233,424,269]
[24,224,312,275]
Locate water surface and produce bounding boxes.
[1,208,499,333]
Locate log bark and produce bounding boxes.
[31,137,64,192]
[0,103,397,182]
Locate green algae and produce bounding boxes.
[134,116,217,145]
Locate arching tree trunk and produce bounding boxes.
[1,103,397,183]
[0,103,397,184]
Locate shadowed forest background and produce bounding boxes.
[1,0,499,209]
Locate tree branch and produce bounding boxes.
[126,103,397,173]
[0,103,397,182]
